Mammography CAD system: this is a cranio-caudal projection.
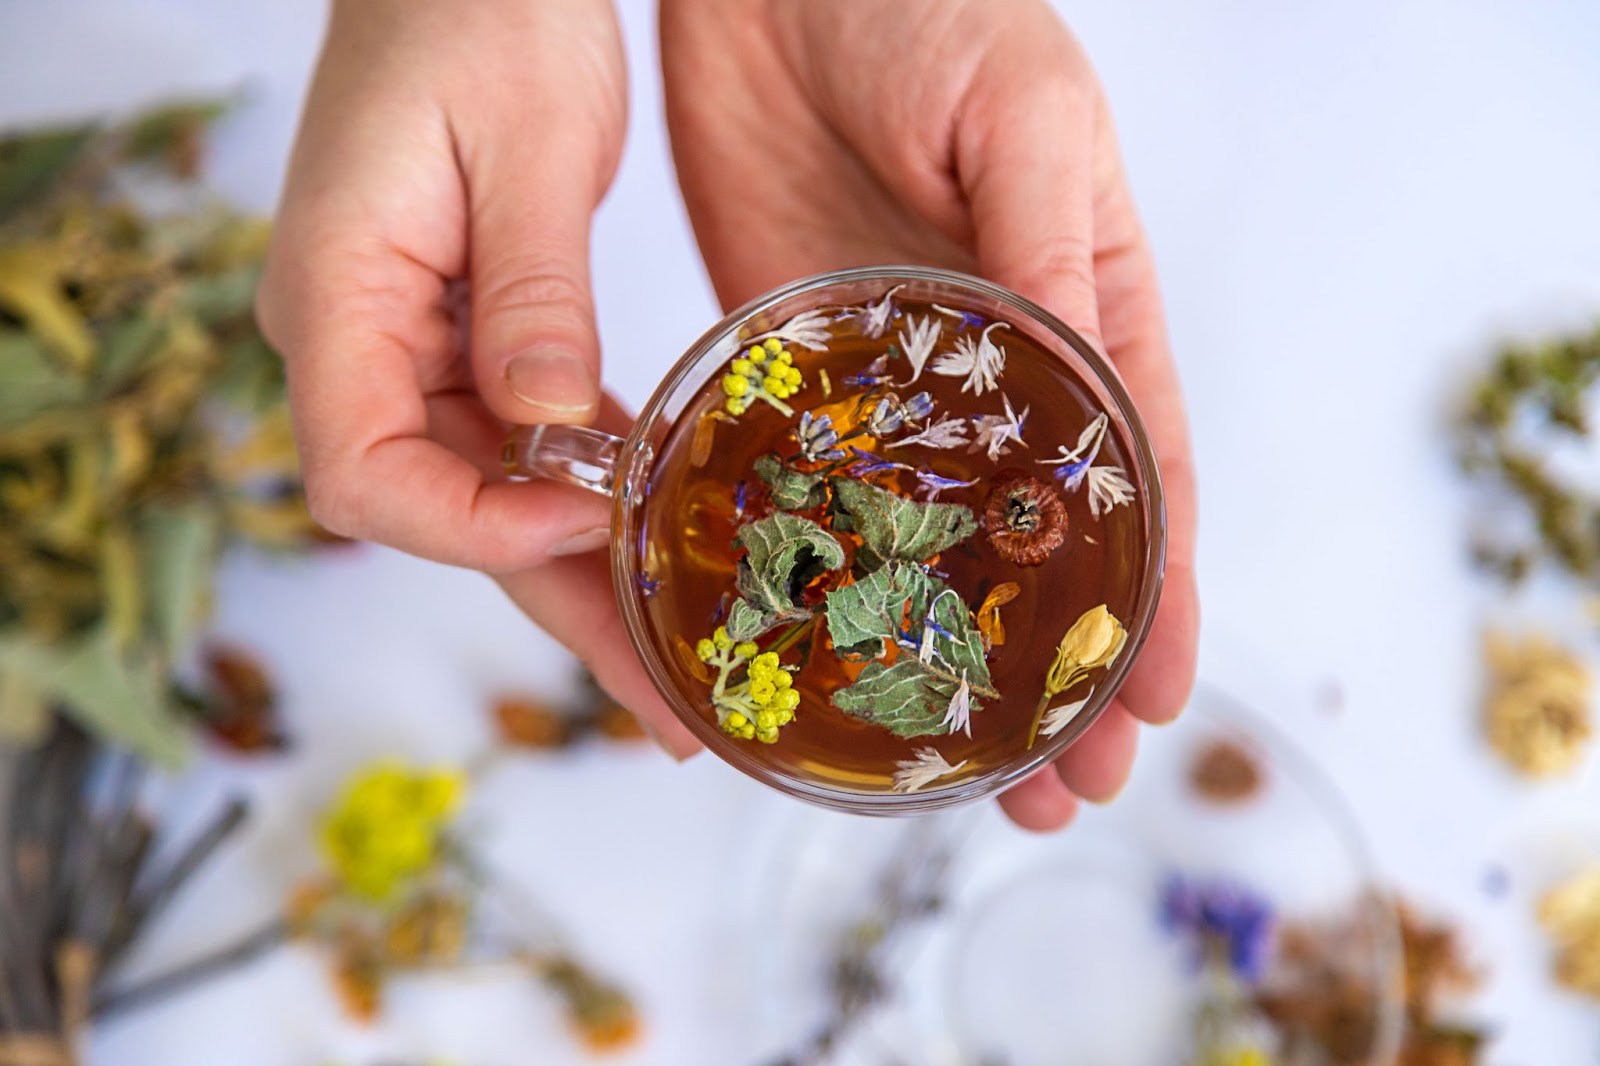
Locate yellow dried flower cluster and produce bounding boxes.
[696,626,800,743]
[1538,865,1600,1002]
[319,761,466,902]
[1483,632,1592,778]
[721,338,803,417]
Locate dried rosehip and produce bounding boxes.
[983,472,1067,566]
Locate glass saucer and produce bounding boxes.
[725,685,1407,1066]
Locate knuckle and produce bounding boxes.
[475,260,592,325]
[300,465,361,539]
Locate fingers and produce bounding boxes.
[461,14,625,427]
[1051,701,1140,802]
[998,766,1080,832]
[496,551,702,762]
[1091,121,1200,727]
[958,65,1103,348]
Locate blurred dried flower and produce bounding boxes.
[1190,740,1264,805]
[1483,631,1592,777]
[1537,865,1600,1002]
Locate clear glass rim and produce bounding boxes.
[611,265,1168,813]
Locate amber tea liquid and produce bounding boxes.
[635,293,1149,793]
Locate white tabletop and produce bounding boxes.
[4,0,1600,1062]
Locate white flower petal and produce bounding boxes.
[1086,465,1136,516]
[939,674,973,737]
[897,315,942,385]
[887,414,970,450]
[1038,696,1091,738]
[891,747,969,793]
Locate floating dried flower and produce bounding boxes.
[891,747,968,793]
[848,446,913,478]
[866,395,907,437]
[690,409,736,468]
[733,479,748,520]
[975,581,1021,649]
[931,321,1008,395]
[721,338,804,417]
[1483,631,1592,777]
[897,315,942,385]
[1029,604,1127,745]
[1162,874,1277,983]
[795,410,846,462]
[843,353,892,389]
[932,303,987,331]
[698,629,801,744]
[888,413,970,451]
[756,308,833,351]
[1038,695,1090,738]
[636,572,662,598]
[983,471,1068,566]
[1039,412,1109,489]
[970,392,1030,461]
[939,673,973,737]
[914,467,978,502]
[853,284,904,339]
[1537,865,1600,1002]
[1087,465,1136,516]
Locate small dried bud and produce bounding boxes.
[1483,631,1592,778]
[1189,740,1263,804]
[983,471,1067,566]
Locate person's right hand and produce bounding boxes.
[257,0,700,758]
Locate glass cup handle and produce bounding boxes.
[502,425,623,496]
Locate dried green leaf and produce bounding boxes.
[0,627,187,766]
[0,123,93,222]
[831,582,993,738]
[96,314,167,393]
[732,512,843,624]
[830,477,976,567]
[0,244,96,371]
[824,562,933,656]
[138,504,220,652]
[753,454,826,511]
[724,598,771,643]
[0,329,85,426]
[122,99,229,177]
[0,666,49,744]
[832,660,956,738]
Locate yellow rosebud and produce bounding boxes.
[1055,605,1126,674]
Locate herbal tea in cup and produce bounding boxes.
[506,267,1165,812]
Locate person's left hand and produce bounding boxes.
[660,0,1199,830]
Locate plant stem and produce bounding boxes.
[92,918,287,1020]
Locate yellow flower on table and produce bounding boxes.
[319,761,466,902]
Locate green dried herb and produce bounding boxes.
[0,102,318,761]
[1456,325,1600,590]
[829,477,976,569]
[727,512,845,640]
[753,453,827,510]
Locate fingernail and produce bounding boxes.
[548,526,610,557]
[506,347,599,416]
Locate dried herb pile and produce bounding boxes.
[0,102,320,765]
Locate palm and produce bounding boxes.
[662,0,1200,830]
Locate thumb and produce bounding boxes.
[467,120,614,426]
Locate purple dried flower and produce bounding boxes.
[1159,874,1276,983]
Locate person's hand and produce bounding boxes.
[257,0,700,758]
[661,0,1199,827]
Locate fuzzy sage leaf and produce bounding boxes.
[823,562,934,657]
[830,477,976,567]
[730,512,844,638]
[753,454,827,511]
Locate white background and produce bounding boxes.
[3,0,1600,1062]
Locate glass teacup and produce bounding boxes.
[505,266,1165,813]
